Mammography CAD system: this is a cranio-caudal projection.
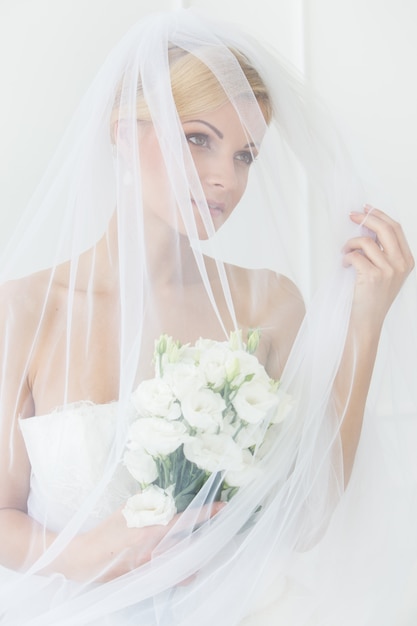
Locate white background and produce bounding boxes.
[0,0,416,255]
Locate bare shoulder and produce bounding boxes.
[266,271,305,319]
[0,275,51,427]
[226,265,305,377]
[226,264,305,322]
[259,269,303,300]
[261,271,305,377]
[0,270,56,320]
[0,268,65,346]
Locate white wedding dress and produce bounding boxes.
[19,403,138,534]
[0,403,146,625]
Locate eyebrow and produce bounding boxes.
[183,119,223,139]
[183,119,259,150]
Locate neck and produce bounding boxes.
[91,210,219,292]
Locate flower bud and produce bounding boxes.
[225,356,240,382]
[247,329,260,354]
[229,329,243,351]
[166,339,181,363]
[155,334,169,355]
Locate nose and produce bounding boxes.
[205,156,238,191]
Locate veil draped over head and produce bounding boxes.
[0,9,416,626]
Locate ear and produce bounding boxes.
[111,119,135,160]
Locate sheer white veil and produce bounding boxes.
[0,9,416,626]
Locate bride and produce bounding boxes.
[0,9,415,625]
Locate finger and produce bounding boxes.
[164,501,226,543]
[364,206,412,256]
[342,236,391,271]
[350,210,398,255]
[343,250,381,276]
[350,207,413,266]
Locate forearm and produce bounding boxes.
[334,319,382,486]
[0,508,57,571]
[0,506,156,582]
[0,508,97,580]
[338,206,415,484]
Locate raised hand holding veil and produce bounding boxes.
[0,9,416,626]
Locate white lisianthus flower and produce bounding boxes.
[232,379,280,424]
[129,417,188,457]
[175,345,200,365]
[162,362,205,401]
[181,388,226,433]
[123,447,158,484]
[184,432,243,472]
[198,344,237,389]
[131,378,181,421]
[225,450,261,487]
[122,485,176,527]
[231,350,270,386]
[224,419,266,449]
[194,337,220,352]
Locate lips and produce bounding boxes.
[207,200,225,217]
[191,198,225,217]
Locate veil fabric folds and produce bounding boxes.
[0,9,416,625]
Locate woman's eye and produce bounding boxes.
[186,133,209,147]
[235,151,256,166]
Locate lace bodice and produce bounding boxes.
[19,402,138,533]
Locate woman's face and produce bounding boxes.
[137,102,261,239]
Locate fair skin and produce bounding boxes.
[0,101,413,582]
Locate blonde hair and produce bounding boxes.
[169,47,272,123]
[111,46,272,133]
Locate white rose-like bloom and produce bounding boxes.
[194,338,220,351]
[131,378,181,421]
[184,432,243,473]
[177,344,201,364]
[129,417,188,457]
[224,419,266,449]
[231,350,271,387]
[181,388,226,433]
[232,379,280,425]
[123,447,158,484]
[122,485,176,527]
[225,450,261,487]
[162,362,205,401]
[198,343,237,389]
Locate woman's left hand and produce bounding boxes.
[343,205,414,330]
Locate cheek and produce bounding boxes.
[141,141,164,178]
[139,145,170,201]
[138,129,168,180]
[234,168,250,202]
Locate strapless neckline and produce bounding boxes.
[19,401,138,533]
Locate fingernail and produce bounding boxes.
[363,203,375,213]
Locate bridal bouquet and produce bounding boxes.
[122,330,293,528]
